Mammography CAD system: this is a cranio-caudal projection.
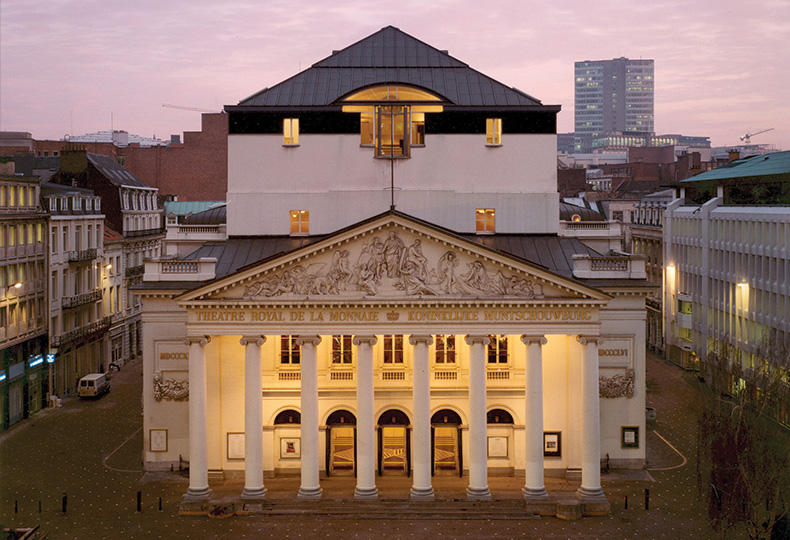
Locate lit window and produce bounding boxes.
[571,214,581,222]
[486,118,502,145]
[280,335,301,365]
[376,106,408,158]
[475,208,495,233]
[487,335,508,364]
[344,85,441,102]
[290,210,309,235]
[435,335,456,364]
[283,118,299,145]
[383,335,404,364]
[332,335,353,364]
[360,113,374,146]
[411,112,425,145]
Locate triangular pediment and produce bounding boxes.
[178,215,609,305]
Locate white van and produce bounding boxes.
[77,373,110,398]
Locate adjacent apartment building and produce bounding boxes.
[138,27,652,513]
[0,163,48,430]
[663,151,790,424]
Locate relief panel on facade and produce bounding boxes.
[599,368,635,399]
[238,229,560,300]
[153,371,189,402]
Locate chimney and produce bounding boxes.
[170,134,181,145]
[60,147,88,173]
[728,150,740,162]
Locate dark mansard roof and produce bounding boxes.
[228,26,556,111]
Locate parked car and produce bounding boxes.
[77,373,110,399]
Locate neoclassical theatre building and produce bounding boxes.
[138,27,651,507]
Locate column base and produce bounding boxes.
[466,486,491,501]
[241,486,267,500]
[409,486,435,501]
[522,486,549,501]
[354,486,379,500]
[183,486,211,502]
[578,485,605,499]
[297,486,323,500]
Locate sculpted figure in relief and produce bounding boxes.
[242,230,543,299]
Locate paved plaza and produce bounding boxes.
[0,353,717,539]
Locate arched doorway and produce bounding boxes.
[325,410,356,476]
[274,409,301,473]
[431,409,463,477]
[377,409,410,476]
[487,408,515,475]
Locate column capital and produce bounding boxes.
[577,335,601,346]
[409,334,434,346]
[296,335,322,347]
[521,335,547,346]
[353,335,378,346]
[184,335,210,347]
[464,335,490,346]
[240,335,266,347]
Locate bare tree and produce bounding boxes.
[696,331,790,540]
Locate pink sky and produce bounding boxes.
[1,0,788,150]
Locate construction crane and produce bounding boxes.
[162,104,217,113]
[740,128,774,143]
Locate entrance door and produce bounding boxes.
[433,426,459,474]
[381,426,407,474]
[330,426,356,475]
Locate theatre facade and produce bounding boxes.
[137,27,652,507]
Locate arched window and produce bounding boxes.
[431,409,463,425]
[326,410,357,425]
[486,408,514,424]
[377,409,410,426]
[274,410,301,424]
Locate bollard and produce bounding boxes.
[14,500,18,513]
[39,500,42,513]
[62,492,67,513]
[625,495,628,510]
[136,491,142,513]
[644,488,650,510]
[158,497,162,511]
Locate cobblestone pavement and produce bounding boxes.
[0,353,718,539]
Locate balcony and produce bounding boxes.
[125,227,165,239]
[62,289,102,309]
[143,257,217,282]
[50,316,112,348]
[572,254,647,279]
[677,312,693,329]
[125,264,145,279]
[67,248,97,263]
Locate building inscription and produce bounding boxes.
[192,308,594,325]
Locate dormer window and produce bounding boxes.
[342,85,443,159]
[476,208,495,233]
[290,210,309,235]
[486,118,502,145]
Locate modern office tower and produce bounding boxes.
[575,58,654,151]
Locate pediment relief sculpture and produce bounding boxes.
[241,230,550,300]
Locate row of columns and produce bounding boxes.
[183,334,604,502]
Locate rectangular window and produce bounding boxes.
[19,186,25,207]
[290,210,309,235]
[486,118,502,145]
[0,186,5,206]
[475,208,495,233]
[435,335,456,364]
[9,186,15,206]
[376,105,408,157]
[383,335,404,364]
[487,335,508,364]
[612,211,623,222]
[283,118,299,145]
[280,335,301,365]
[411,112,425,145]
[332,335,353,364]
[360,112,374,145]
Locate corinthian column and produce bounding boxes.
[577,335,604,499]
[184,335,211,501]
[353,335,378,500]
[521,335,548,500]
[465,335,491,501]
[240,335,266,500]
[296,335,322,499]
[409,334,434,501]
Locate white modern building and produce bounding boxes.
[664,152,790,427]
[138,27,653,514]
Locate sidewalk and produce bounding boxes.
[1,352,717,539]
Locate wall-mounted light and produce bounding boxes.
[13,282,22,289]
[105,264,112,270]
